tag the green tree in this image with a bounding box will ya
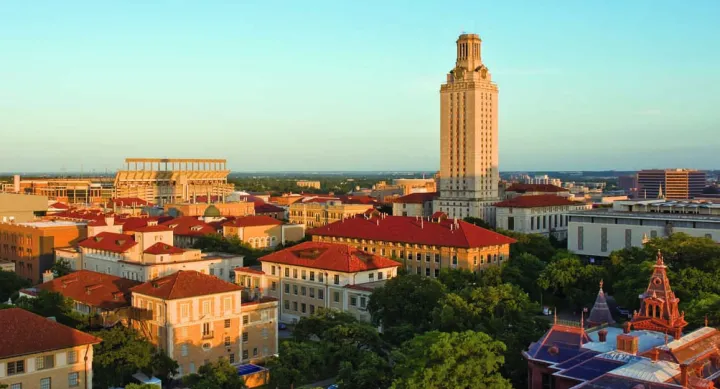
[497,230,557,261]
[390,331,511,389]
[337,350,392,389]
[293,308,357,341]
[49,259,73,277]
[125,384,159,389]
[0,269,30,302]
[463,216,493,230]
[502,252,546,301]
[267,341,327,389]
[148,351,179,384]
[538,253,605,309]
[182,358,246,389]
[91,326,159,388]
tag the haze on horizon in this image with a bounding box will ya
[1,0,719,173]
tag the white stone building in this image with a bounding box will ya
[494,195,591,239]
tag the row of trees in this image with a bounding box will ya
[192,233,310,266]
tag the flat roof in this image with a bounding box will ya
[568,209,720,222]
[15,220,86,228]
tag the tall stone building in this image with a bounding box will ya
[435,33,499,221]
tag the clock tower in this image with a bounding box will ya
[435,33,499,222]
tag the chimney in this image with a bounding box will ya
[651,348,659,362]
[680,364,689,387]
[623,321,632,334]
[42,270,54,283]
[598,329,608,343]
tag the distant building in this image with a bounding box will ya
[637,169,706,199]
[568,199,720,257]
[392,192,438,217]
[308,213,515,276]
[295,180,321,190]
[0,220,87,283]
[0,308,101,389]
[618,174,638,193]
[504,183,571,199]
[161,216,218,248]
[527,175,562,187]
[164,201,255,218]
[222,216,304,249]
[236,241,401,323]
[494,195,592,239]
[1,176,113,205]
[130,270,278,374]
[0,193,48,223]
[288,199,374,228]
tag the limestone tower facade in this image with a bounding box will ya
[434,33,499,221]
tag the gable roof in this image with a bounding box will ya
[259,241,401,273]
[133,224,172,233]
[307,215,515,248]
[0,308,101,359]
[130,270,242,300]
[49,202,70,210]
[223,215,283,228]
[506,183,568,193]
[161,216,216,236]
[494,194,580,208]
[144,242,185,255]
[79,231,137,253]
[255,202,285,214]
[393,192,438,204]
[337,195,380,205]
[34,270,140,310]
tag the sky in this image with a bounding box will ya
[1,0,719,173]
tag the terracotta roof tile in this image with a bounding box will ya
[133,224,172,233]
[338,195,380,205]
[130,270,242,300]
[308,215,515,249]
[394,192,438,204]
[223,215,283,228]
[505,183,568,193]
[49,202,70,210]
[255,203,285,214]
[110,197,151,207]
[0,308,101,359]
[144,242,185,255]
[79,232,137,253]
[494,194,580,208]
[35,270,140,310]
[259,241,401,273]
[161,217,216,236]
[234,267,265,275]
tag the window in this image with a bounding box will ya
[242,350,249,360]
[310,305,315,314]
[578,226,584,250]
[10,384,21,389]
[262,328,269,339]
[334,292,340,303]
[378,272,383,280]
[301,303,307,313]
[407,252,412,260]
[434,269,440,277]
[243,315,249,325]
[309,288,315,298]
[284,283,290,293]
[452,255,458,265]
[368,273,374,281]
[36,355,54,370]
[224,297,232,312]
[425,268,430,276]
[229,353,235,363]
[309,271,315,281]
[271,265,276,275]
[416,266,421,275]
[293,269,298,278]
[271,281,277,291]
[350,297,357,306]
[293,285,298,295]
[225,336,231,346]
[202,300,211,315]
[242,332,249,343]
[301,270,307,280]
[318,289,324,300]
[284,300,289,310]
[508,216,515,231]
[293,302,298,311]
[360,297,366,308]
[67,350,78,364]
[40,378,51,389]
[189,362,196,374]
[181,344,188,356]
[318,272,324,282]
[284,268,289,277]
[301,286,306,296]
[68,373,79,388]
[435,253,440,263]
[253,347,258,357]
[416,253,421,261]
[202,322,211,336]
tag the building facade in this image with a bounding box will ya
[0,220,87,283]
[295,180,321,190]
[0,308,101,389]
[222,216,304,250]
[435,33,499,221]
[637,169,706,199]
[114,158,234,205]
[494,195,592,239]
[392,192,437,218]
[0,193,48,223]
[568,199,720,257]
[288,200,374,228]
[308,213,515,276]
[236,241,400,323]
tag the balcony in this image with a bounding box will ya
[202,331,214,340]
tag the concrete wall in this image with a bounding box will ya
[0,344,95,389]
[0,193,48,223]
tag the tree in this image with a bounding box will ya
[125,384,159,389]
[337,350,392,389]
[0,270,30,302]
[497,230,557,261]
[182,358,246,389]
[267,341,327,388]
[49,259,73,277]
[91,326,159,388]
[148,351,179,385]
[390,331,511,389]
[463,216,493,230]
[502,253,546,301]
[538,253,605,310]
[293,308,358,341]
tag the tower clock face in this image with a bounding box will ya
[454,67,465,80]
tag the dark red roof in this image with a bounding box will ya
[49,202,70,210]
[259,241,401,273]
[234,267,265,275]
[505,183,568,193]
[255,202,285,214]
[224,215,283,228]
[130,270,242,300]
[494,194,580,208]
[0,308,101,359]
[110,197,151,207]
[338,195,380,205]
[35,270,140,310]
[144,242,185,255]
[161,217,216,236]
[394,192,438,204]
[431,211,447,220]
[308,215,515,248]
[193,195,223,203]
[133,224,172,233]
[119,217,159,232]
[79,232,137,253]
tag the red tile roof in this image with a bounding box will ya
[35,270,140,310]
[307,215,515,248]
[234,267,265,275]
[259,241,401,273]
[161,216,216,236]
[133,224,172,233]
[193,195,223,203]
[144,242,185,255]
[223,215,283,228]
[0,308,101,359]
[338,195,380,205]
[110,197,151,207]
[494,194,580,208]
[79,232,137,253]
[49,202,70,210]
[130,270,242,300]
[301,196,339,204]
[505,183,568,193]
[394,192,438,204]
[255,202,285,214]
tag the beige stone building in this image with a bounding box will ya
[235,241,400,323]
[0,308,101,389]
[289,200,374,228]
[0,193,48,223]
[222,216,305,249]
[494,195,592,239]
[308,213,515,277]
[114,158,234,205]
[164,201,255,218]
[295,180,321,190]
[129,271,278,376]
[392,192,437,217]
[435,33,500,221]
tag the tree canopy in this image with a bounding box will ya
[0,270,30,302]
[182,358,246,389]
[91,326,164,388]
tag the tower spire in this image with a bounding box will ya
[587,279,615,326]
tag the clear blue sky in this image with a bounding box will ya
[1,0,719,173]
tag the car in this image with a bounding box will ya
[278,322,287,330]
